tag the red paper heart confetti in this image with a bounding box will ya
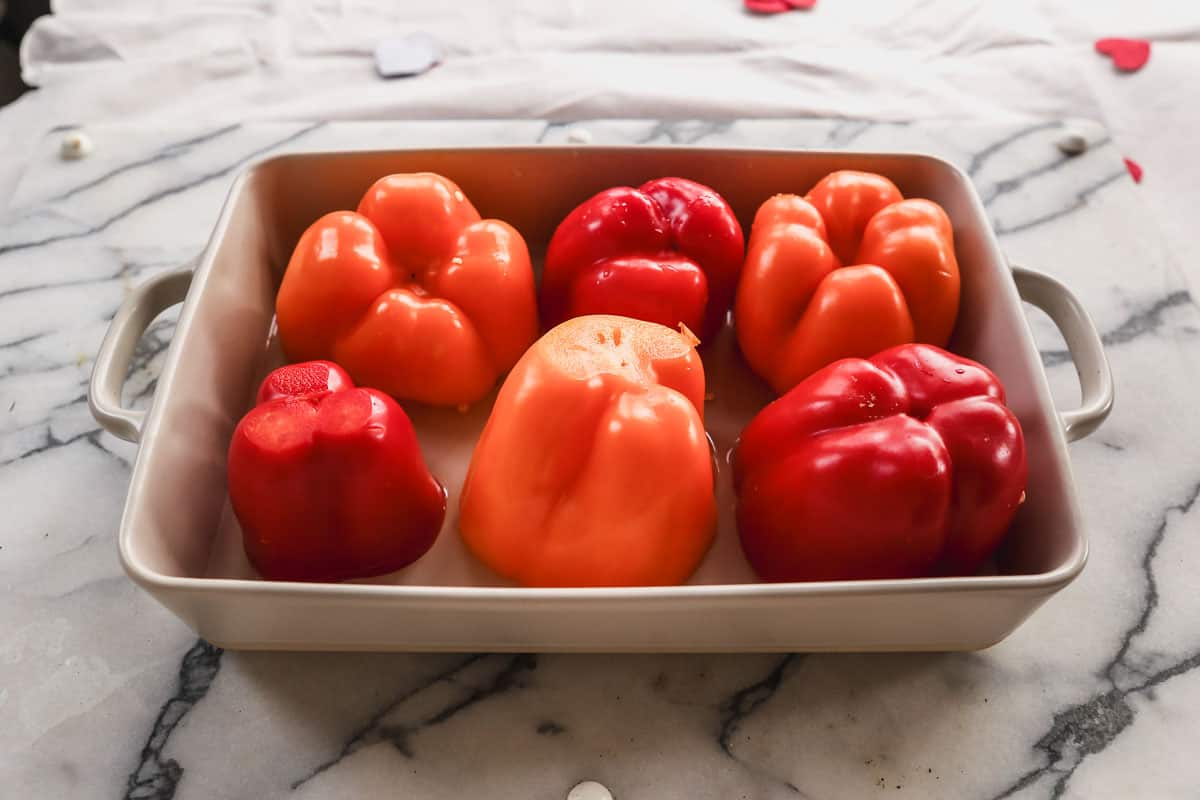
[1095,38,1151,72]
[745,0,816,14]
[1123,158,1143,183]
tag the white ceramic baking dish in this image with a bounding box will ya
[89,147,1112,652]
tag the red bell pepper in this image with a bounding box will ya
[459,315,716,587]
[275,172,538,407]
[733,344,1026,582]
[541,177,744,338]
[227,361,446,582]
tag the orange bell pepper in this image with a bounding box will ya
[459,315,716,587]
[734,170,960,393]
[275,173,538,407]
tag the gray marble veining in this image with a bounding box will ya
[1,119,1196,799]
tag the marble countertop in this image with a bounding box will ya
[2,119,1197,799]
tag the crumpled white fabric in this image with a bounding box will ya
[17,0,1119,121]
[6,0,1200,274]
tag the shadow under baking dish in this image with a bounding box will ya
[117,147,1087,651]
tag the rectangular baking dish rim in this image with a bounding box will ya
[116,145,1090,603]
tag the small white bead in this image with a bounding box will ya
[567,780,613,800]
[1056,132,1088,156]
[566,127,593,145]
[60,130,94,160]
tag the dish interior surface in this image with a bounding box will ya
[125,147,1082,593]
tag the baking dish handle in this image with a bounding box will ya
[1011,265,1113,442]
[89,267,194,443]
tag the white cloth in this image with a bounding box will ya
[6,0,1200,277]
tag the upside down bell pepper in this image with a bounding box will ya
[275,173,539,407]
[227,360,446,582]
[459,315,716,587]
[735,170,960,393]
[541,177,744,338]
[734,344,1026,582]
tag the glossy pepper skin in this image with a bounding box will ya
[275,173,538,407]
[733,344,1026,582]
[735,170,960,393]
[227,361,446,582]
[541,178,745,339]
[459,315,716,587]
